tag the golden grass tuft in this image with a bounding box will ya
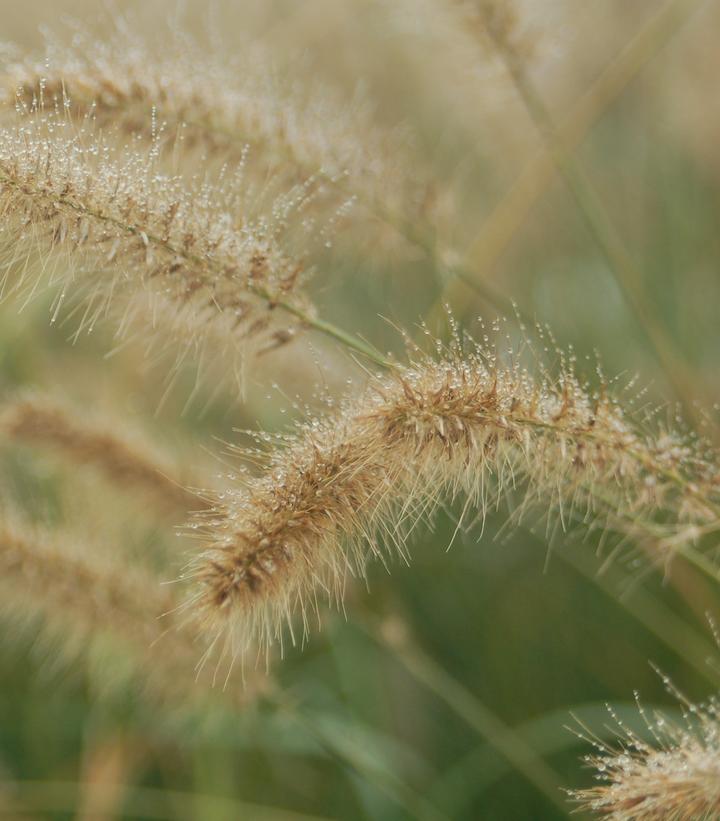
[572,688,720,819]
[0,116,312,357]
[0,392,209,516]
[187,333,720,657]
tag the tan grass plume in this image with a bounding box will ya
[187,333,720,657]
[0,117,312,358]
[0,514,265,705]
[571,686,720,819]
[0,23,430,237]
[0,392,209,516]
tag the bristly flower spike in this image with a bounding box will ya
[188,333,720,659]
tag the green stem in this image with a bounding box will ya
[360,617,571,816]
[270,298,395,369]
[267,691,450,821]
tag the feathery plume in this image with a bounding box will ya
[0,393,209,516]
[0,25,430,234]
[187,333,720,656]
[0,117,312,358]
[0,515,264,705]
[571,689,720,819]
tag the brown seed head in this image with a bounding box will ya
[188,338,720,657]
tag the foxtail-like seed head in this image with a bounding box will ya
[572,690,720,820]
[187,336,720,659]
[0,117,313,364]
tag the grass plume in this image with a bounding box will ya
[188,332,720,656]
[0,117,313,359]
[0,7,718,814]
[0,514,264,705]
[571,686,720,819]
[0,392,208,516]
[0,24,431,238]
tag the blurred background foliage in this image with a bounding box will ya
[1,1,720,819]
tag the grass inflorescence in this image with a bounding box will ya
[571,683,720,820]
[0,116,313,360]
[188,331,720,657]
[0,392,209,515]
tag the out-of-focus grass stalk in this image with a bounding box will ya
[267,691,451,821]
[359,541,716,816]
[361,615,571,816]
[367,544,718,815]
[430,0,706,334]
[560,479,720,634]
[555,546,718,685]
[475,5,710,427]
[369,0,706,327]
[272,298,394,369]
[0,781,334,821]
[75,731,143,821]
[200,117,519,321]
[674,543,720,584]
[470,0,704,274]
[428,700,687,816]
